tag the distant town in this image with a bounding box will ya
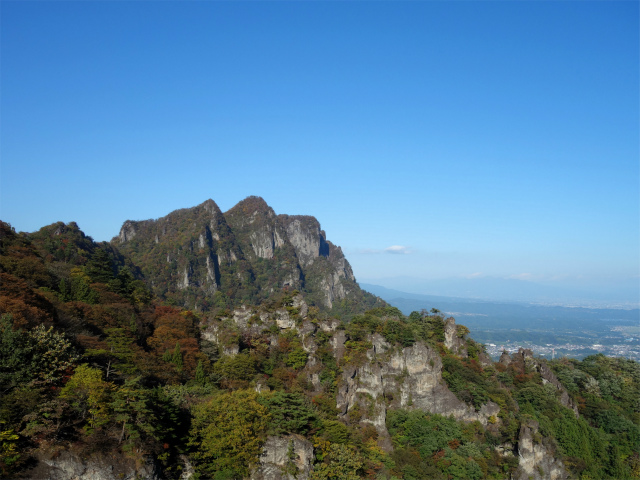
[480,321,640,362]
[484,337,640,362]
[361,284,640,364]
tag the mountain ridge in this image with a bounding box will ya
[112,196,381,314]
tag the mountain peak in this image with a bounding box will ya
[226,196,274,218]
[199,198,222,215]
[112,197,381,313]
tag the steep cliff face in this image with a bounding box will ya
[444,316,467,356]
[113,197,380,312]
[514,421,568,480]
[112,199,252,309]
[281,216,327,268]
[336,334,500,450]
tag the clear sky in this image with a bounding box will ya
[1,1,638,302]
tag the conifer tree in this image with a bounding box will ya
[195,360,205,384]
[86,248,114,284]
[172,343,183,371]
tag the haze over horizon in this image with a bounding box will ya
[2,2,638,303]
[359,277,640,309]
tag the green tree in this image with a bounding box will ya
[27,323,78,385]
[60,365,112,433]
[109,267,136,297]
[0,315,30,392]
[0,422,20,477]
[66,267,99,303]
[0,315,77,391]
[311,443,364,480]
[111,379,157,449]
[171,342,183,371]
[213,353,256,384]
[195,360,206,385]
[86,247,114,284]
[188,389,270,478]
[285,347,308,370]
[259,391,317,436]
[104,327,137,378]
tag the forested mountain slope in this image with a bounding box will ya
[0,208,638,480]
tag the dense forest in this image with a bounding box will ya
[1,200,639,480]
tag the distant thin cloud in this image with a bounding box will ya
[508,273,533,280]
[384,245,412,255]
[464,272,484,278]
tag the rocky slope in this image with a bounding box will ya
[3,213,633,480]
[112,197,381,313]
[200,297,570,479]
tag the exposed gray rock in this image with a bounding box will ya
[508,349,579,417]
[178,454,195,480]
[320,319,340,332]
[337,335,500,451]
[233,305,254,329]
[443,317,468,356]
[207,299,314,360]
[478,350,494,367]
[113,199,248,309]
[298,320,316,339]
[118,220,138,243]
[205,255,219,293]
[330,330,347,363]
[315,242,357,309]
[245,209,287,261]
[538,361,580,417]
[178,265,190,290]
[319,275,345,309]
[28,450,161,480]
[275,308,297,330]
[514,420,568,480]
[283,217,324,268]
[292,294,309,319]
[114,197,375,313]
[499,350,512,365]
[222,344,240,356]
[251,435,314,480]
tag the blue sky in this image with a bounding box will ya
[1,1,638,302]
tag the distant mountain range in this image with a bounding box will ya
[359,275,640,308]
[361,283,640,361]
[359,283,640,330]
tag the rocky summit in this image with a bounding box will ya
[113,196,381,314]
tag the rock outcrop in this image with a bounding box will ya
[444,316,467,356]
[507,348,579,416]
[27,450,161,480]
[251,435,314,480]
[514,420,568,480]
[113,196,380,312]
[337,334,500,450]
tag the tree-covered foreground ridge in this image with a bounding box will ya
[0,198,638,480]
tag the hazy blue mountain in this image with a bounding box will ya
[360,282,640,361]
[360,283,639,329]
[360,275,640,308]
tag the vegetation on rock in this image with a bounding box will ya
[0,204,638,479]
